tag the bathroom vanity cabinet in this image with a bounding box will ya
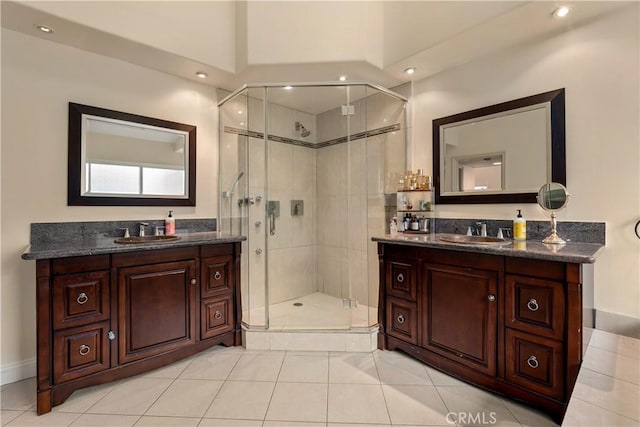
[377,241,594,423]
[32,242,241,414]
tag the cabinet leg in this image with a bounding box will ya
[37,389,52,415]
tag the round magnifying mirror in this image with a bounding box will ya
[537,183,569,244]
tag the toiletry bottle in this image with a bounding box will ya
[165,210,176,235]
[390,217,398,236]
[514,209,526,241]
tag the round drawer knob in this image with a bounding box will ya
[527,355,539,369]
[214,271,222,280]
[190,279,197,285]
[214,311,223,320]
[79,345,91,356]
[396,273,405,283]
[527,298,540,312]
[76,293,89,305]
[396,314,406,324]
[487,294,496,302]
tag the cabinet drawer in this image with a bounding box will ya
[506,275,564,339]
[201,256,234,298]
[201,295,234,340]
[53,321,110,384]
[385,259,417,301]
[505,329,564,400]
[386,297,418,345]
[52,271,110,330]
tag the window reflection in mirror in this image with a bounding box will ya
[433,88,565,204]
[68,103,196,206]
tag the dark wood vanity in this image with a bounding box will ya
[377,238,600,424]
[28,240,242,414]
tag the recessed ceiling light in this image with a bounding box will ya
[554,6,570,18]
[237,110,243,114]
[284,85,293,90]
[36,25,54,34]
[195,71,208,79]
[492,162,502,166]
[338,75,347,82]
[404,67,416,75]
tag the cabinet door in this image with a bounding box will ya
[422,263,498,376]
[52,271,110,329]
[118,260,196,364]
[201,255,234,298]
[201,294,234,340]
[506,274,564,340]
[53,321,110,383]
[385,259,417,302]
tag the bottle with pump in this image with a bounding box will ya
[165,210,176,235]
[514,209,526,241]
[390,217,398,236]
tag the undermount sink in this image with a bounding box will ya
[438,234,510,246]
[114,235,181,244]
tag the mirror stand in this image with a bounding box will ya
[542,211,565,245]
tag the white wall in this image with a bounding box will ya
[1,29,219,382]
[410,5,640,322]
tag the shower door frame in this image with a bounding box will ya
[218,82,409,332]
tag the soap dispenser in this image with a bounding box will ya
[165,210,176,235]
[514,209,526,241]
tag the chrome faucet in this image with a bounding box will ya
[139,222,149,237]
[472,222,487,237]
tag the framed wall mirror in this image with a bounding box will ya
[433,89,565,204]
[68,103,196,206]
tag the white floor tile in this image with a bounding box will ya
[1,410,23,426]
[228,353,284,381]
[562,397,639,426]
[134,416,199,426]
[278,354,329,383]
[327,384,390,424]
[588,329,640,359]
[436,385,520,426]
[199,419,262,426]
[86,378,172,416]
[382,384,449,425]
[70,413,139,426]
[0,378,36,411]
[53,383,117,414]
[501,399,558,427]
[374,351,433,385]
[5,410,81,426]
[572,368,640,421]
[329,353,380,384]
[142,359,192,379]
[327,424,391,427]
[582,346,640,385]
[145,379,222,417]
[264,422,325,427]
[204,381,275,420]
[424,366,469,387]
[265,382,328,422]
[179,349,241,380]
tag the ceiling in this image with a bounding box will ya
[1,1,629,111]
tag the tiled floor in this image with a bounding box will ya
[1,328,638,426]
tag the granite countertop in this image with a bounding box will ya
[372,233,604,264]
[22,232,246,260]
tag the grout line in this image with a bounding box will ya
[200,347,244,420]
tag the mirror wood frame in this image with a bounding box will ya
[68,103,196,206]
[433,88,565,204]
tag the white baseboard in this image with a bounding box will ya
[0,358,36,386]
[595,310,640,339]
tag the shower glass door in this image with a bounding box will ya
[265,84,353,330]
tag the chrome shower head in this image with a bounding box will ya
[295,121,311,138]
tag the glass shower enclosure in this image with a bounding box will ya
[218,82,407,335]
